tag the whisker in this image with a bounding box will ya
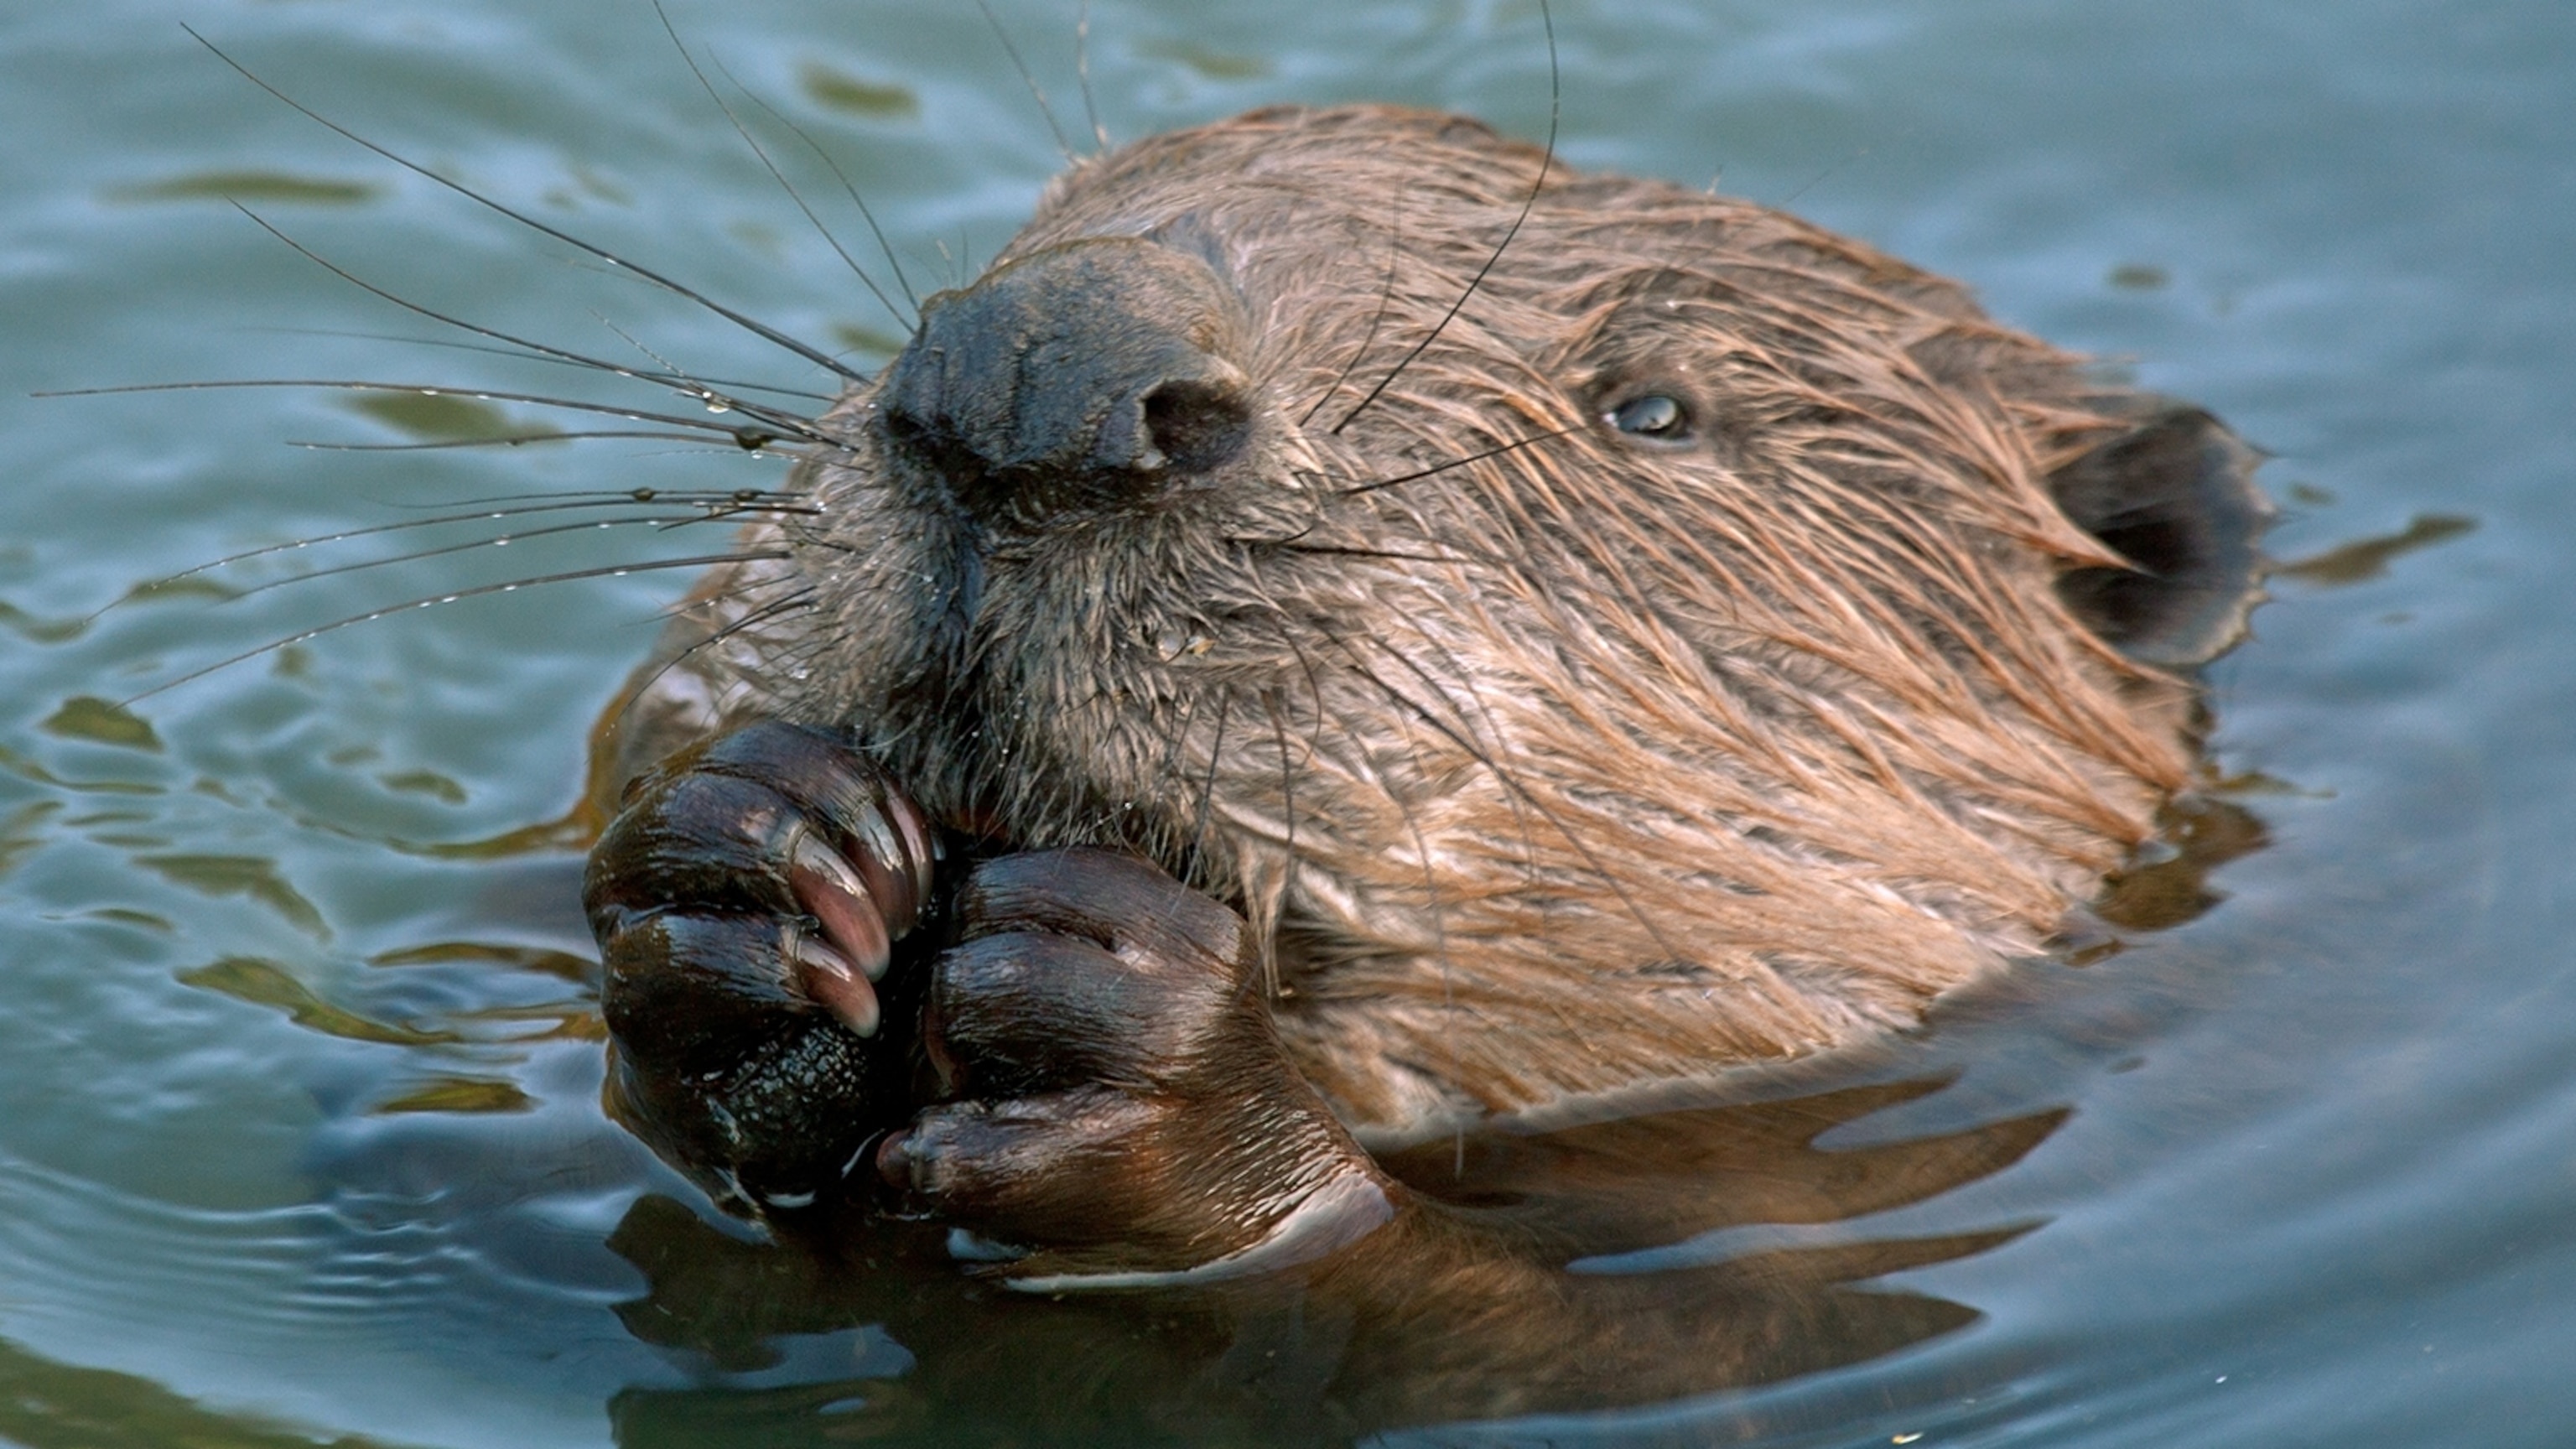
[1075,0,1109,153]
[1336,425,1576,498]
[610,584,822,734]
[1265,689,1297,953]
[1213,469,1334,549]
[40,378,823,449]
[1299,188,1405,429]
[1264,651,1334,1005]
[223,204,834,444]
[648,5,913,334]
[1190,689,1233,884]
[1329,0,1558,435]
[122,550,791,704]
[78,491,801,623]
[725,62,922,320]
[283,429,734,452]
[183,27,865,382]
[1266,543,1482,567]
[973,0,1075,164]
[1150,685,1207,858]
[244,327,836,402]
[586,314,719,392]
[647,496,813,532]
[222,512,814,602]
[647,564,812,626]
[380,486,803,510]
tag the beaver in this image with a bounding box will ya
[582,104,2267,1290]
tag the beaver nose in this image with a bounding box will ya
[880,237,1255,525]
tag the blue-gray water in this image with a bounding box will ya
[2,0,2570,1444]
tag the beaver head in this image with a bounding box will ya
[642,105,2266,1135]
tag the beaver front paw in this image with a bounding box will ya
[585,721,937,1218]
[880,849,1392,1288]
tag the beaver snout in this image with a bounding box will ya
[880,236,1258,527]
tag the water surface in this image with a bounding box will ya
[3,0,2571,1444]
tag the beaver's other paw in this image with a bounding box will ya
[585,721,937,1218]
[880,849,1392,1288]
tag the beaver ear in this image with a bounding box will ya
[2049,405,2274,669]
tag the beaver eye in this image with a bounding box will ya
[1606,392,1692,442]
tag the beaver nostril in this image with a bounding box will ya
[877,237,1256,525]
[1140,380,1252,475]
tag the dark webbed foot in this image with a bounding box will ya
[585,721,936,1218]
[885,849,1390,1288]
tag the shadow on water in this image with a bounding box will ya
[599,1078,2062,1446]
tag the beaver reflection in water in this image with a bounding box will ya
[585,106,2266,1298]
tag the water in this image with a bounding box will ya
[2,0,2570,1443]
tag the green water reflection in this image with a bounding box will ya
[0,1337,422,1449]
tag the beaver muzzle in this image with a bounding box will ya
[880,237,1257,530]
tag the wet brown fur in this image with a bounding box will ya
[621,105,2205,1140]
